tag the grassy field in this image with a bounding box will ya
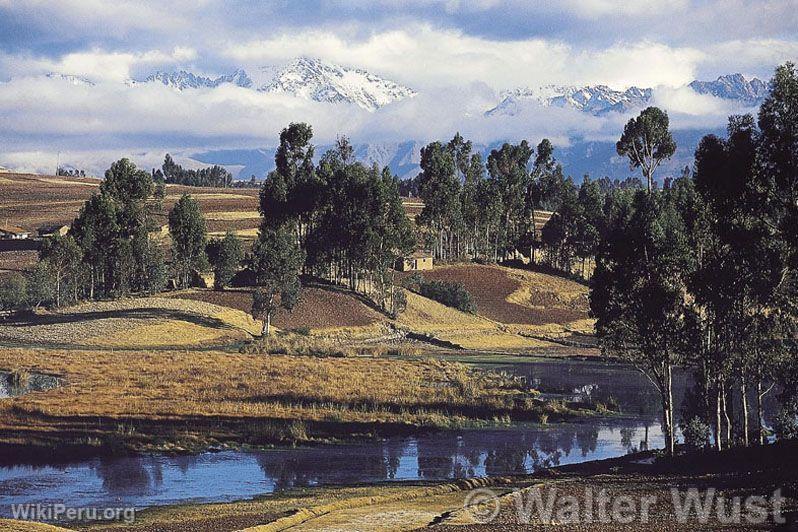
[169,286,384,333]
[397,263,596,351]
[0,347,592,454]
[0,297,259,349]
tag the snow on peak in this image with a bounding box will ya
[486,84,653,117]
[688,73,768,105]
[257,57,416,111]
[45,72,95,86]
[138,69,253,90]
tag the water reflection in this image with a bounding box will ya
[2,358,772,520]
[0,371,60,398]
[0,419,661,517]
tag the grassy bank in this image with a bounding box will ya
[0,347,601,455]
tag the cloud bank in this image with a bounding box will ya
[0,1,794,175]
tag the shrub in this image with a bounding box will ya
[774,407,798,441]
[681,416,711,450]
[0,273,28,311]
[401,274,477,314]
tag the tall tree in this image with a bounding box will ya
[250,225,304,336]
[590,191,692,455]
[487,141,533,259]
[207,232,243,290]
[617,107,677,193]
[417,140,461,260]
[39,234,82,307]
[168,194,208,288]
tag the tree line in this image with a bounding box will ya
[154,154,234,188]
[250,125,415,332]
[589,63,798,454]
[0,158,242,311]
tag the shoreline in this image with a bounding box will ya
[5,440,795,531]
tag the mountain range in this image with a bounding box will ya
[118,57,414,111]
[43,57,768,117]
[37,57,770,182]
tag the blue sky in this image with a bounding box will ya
[0,0,796,173]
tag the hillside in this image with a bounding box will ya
[0,172,593,354]
[0,172,261,275]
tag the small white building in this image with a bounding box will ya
[0,224,30,240]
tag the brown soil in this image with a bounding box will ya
[410,264,589,325]
[0,173,259,233]
[172,286,383,330]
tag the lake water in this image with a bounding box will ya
[0,358,770,519]
[0,371,60,399]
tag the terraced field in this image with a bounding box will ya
[0,297,258,349]
[413,263,589,326]
[170,286,384,332]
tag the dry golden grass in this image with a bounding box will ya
[36,177,100,187]
[205,210,261,221]
[87,320,237,347]
[80,484,438,531]
[397,292,553,350]
[0,521,68,531]
[0,348,559,451]
[0,296,259,348]
[208,228,260,239]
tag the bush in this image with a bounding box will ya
[0,273,28,311]
[681,416,711,450]
[774,407,798,440]
[401,274,477,314]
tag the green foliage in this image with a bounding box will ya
[207,232,244,290]
[39,234,83,307]
[100,158,153,203]
[162,154,233,187]
[69,158,164,299]
[401,273,477,314]
[0,273,28,311]
[168,194,209,289]
[250,224,304,335]
[26,261,56,309]
[616,106,676,192]
[682,417,712,450]
[774,406,798,441]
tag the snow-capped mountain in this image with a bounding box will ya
[688,73,768,105]
[257,57,416,111]
[138,69,253,90]
[45,72,95,86]
[487,85,653,117]
[487,74,766,117]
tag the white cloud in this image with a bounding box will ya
[225,25,703,91]
[1,47,199,82]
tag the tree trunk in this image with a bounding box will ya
[262,313,271,336]
[721,380,732,446]
[716,385,723,451]
[741,378,749,447]
[666,363,675,455]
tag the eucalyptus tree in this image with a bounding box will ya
[616,107,676,193]
[752,63,798,430]
[590,191,693,455]
[487,141,533,260]
[250,225,304,336]
[417,141,461,260]
[260,123,320,250]
[207,231,243,290]
[168,194,209,289]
